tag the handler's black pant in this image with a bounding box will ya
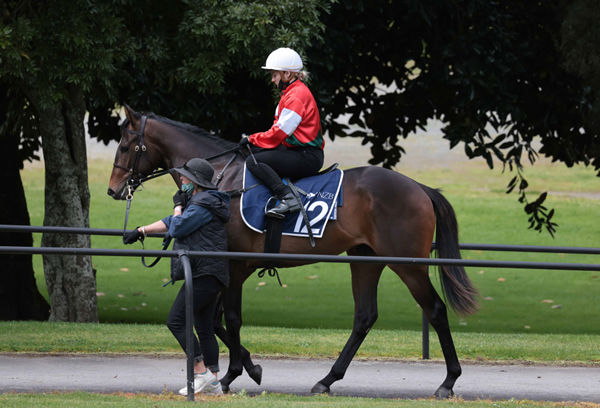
[245,145,324,197]
[166,275,222,373]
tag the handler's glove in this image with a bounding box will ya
[123,228,144,245]
[172,190,188,208]
[239,135,250,147]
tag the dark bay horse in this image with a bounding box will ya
[107,105,478,398]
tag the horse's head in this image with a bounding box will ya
[107,105,161,200]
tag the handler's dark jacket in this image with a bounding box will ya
[169,191,230,287]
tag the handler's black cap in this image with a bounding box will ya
[173,158,217,190]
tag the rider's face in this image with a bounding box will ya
[270,70,292,86]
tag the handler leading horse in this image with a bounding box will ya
[108,105,478,398]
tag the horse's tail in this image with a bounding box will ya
[419,183,479,316]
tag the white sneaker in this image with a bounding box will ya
[201,380,224,396]
[178,371,215,396]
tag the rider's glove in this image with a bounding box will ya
[123,227,144,245]
[239,135,250,147]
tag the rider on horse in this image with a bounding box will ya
[241,47,324,219]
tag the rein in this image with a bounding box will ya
[136,143,244,186]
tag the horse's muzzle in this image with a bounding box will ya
[107,187,125,200]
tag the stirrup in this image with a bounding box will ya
[265,208,286,219]
[266,195,301,219]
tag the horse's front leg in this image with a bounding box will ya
[219,262,252,392]
[312,259,383,393]
[213,294,262,387]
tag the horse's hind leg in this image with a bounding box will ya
[312,246,383,394]
[390,264,461,398]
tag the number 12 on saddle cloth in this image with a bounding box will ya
[240,166,343,239]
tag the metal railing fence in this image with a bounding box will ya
[3,224,600,255]
[2,224,599,400]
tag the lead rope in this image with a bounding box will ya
[141,234,173,268]
[122,184,134,233]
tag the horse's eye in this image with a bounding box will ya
[120,146,129,153]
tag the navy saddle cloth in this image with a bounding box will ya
[240,165,344,239]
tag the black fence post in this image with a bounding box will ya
[179,252,195,402]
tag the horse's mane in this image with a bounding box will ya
[145,112,238,150]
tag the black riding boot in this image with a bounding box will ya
[245,160,302,219]
[266,186,302,219]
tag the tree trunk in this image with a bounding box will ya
[0,101,50,321]
[32,86,98,322]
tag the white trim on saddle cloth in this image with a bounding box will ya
[240,164,344,238]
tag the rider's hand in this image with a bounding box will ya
[239,135,250,147]
[172,190,187,208]
[123,228,143,245]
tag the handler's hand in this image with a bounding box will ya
[123,228,143,245]
[172,190,187,208]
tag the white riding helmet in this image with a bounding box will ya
[261,47,303,72]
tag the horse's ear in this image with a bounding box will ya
[123,104,140,124]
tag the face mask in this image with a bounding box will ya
[181,183,194,193]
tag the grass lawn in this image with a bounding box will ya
[1,321,599,363]
[1,391,594,408]
[18,157,600,335]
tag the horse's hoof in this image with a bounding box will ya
[311,382,330,394]
[247,364,262,385]
[220,382,230,394]
[219,371,236,389]
[434,386,454,399]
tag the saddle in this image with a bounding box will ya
[240,163,343,240]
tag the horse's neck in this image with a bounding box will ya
[152,122,224,169]
[151,120,243,188]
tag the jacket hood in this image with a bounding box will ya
[190,190,230,223]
